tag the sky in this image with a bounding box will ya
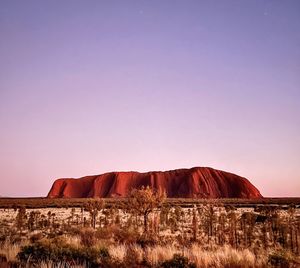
[0,0,299,197]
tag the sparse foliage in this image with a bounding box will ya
[125,186,166,233]
[0,196,299,267]
[84,199,105,228]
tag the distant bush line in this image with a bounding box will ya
[0,197,299,209]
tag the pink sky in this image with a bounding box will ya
[0,1,299,197]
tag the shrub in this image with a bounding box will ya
[29,233,43,243]
[136,233,157,248]
[160,254,196,268]
[17,239,111,267]
[124,245,144,266]
[268,249,294,267]
[95,225,118,240]
[113,226,140,244]
[99,247,110,259]
[17,243,49,264]
[0,254,7,263]
[79,227,96,247]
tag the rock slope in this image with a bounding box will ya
[47,167,262,198]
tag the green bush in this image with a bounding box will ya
[160,254,196,268]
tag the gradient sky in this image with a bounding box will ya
[0,0,299,197]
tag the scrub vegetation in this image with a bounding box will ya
[0,188,299,267]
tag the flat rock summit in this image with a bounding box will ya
[47,167,262,199]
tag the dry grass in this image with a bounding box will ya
[39,261,85,268]
[109,243,260,267]
[0,240,22,262]
[144,244,260,268]
[0,194,299,267]
[108,244,127,261]
[184,245,257,268]
[128,244,144,263]
[0,239,275,268]
[145,245,180,265]
[61,234,81,248]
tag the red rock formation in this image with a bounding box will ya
[47,167,262,198]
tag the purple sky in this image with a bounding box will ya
[0,1,299,197]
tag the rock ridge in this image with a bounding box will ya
[47,167,262,199]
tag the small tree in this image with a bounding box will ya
[126,186,166,233]
[203,203,217,244]
[16,206,27,233]
[192,208,198,241]
[85,199,105,229]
